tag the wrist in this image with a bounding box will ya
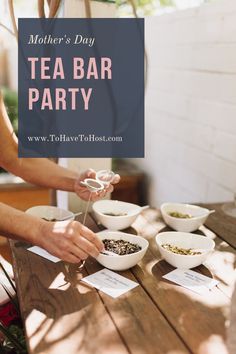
[31,218,49,248]
[65,175,78,192]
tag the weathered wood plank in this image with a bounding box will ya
[85,256,190,354]
[203,203,236,249]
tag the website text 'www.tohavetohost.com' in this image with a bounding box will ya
[27,134,123,143]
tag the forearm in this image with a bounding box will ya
[13,158,78,192]
[0,202,44,246]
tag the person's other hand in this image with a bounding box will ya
[74,168,120,201]
[40,219,104,263]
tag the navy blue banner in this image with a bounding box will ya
[18,18,144,157]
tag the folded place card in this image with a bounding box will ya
[81,269,139,298]
[27,246,61,263]
[163,269,219,295]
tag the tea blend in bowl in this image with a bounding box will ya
[103,212,128,217]
[161,243,202,256]
[42,217,57,222]
[168,211,192,219]
[102,239,141,255]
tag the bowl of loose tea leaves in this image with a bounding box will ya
[160,203,214,232]
[96,230,149,271]
[156,231,215,269]
[93,200,143,231]
[26,205,75,222]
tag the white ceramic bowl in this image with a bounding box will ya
[92,200,142,230]
[96,230,149,271]
[26,205,74,222]
[156,231,215,269]
[161,203,213,232]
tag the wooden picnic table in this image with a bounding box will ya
[10,204,236,354]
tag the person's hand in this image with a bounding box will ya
[39,219,104,263]
[74,169,120,201]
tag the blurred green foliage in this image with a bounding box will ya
[0,324,27,354]
[159,0,174,5]
[116,0,175,16]
[2,87,18,134]
[0,88,18,173]
[115,0,174,6]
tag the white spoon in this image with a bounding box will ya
[126,205,150,216]
[44,212,82,222]
[60,212,83,221]
[140,205,150,211]
[100,250,120,257]
[208,210,215,215]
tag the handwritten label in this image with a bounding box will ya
[163,269,219,295]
